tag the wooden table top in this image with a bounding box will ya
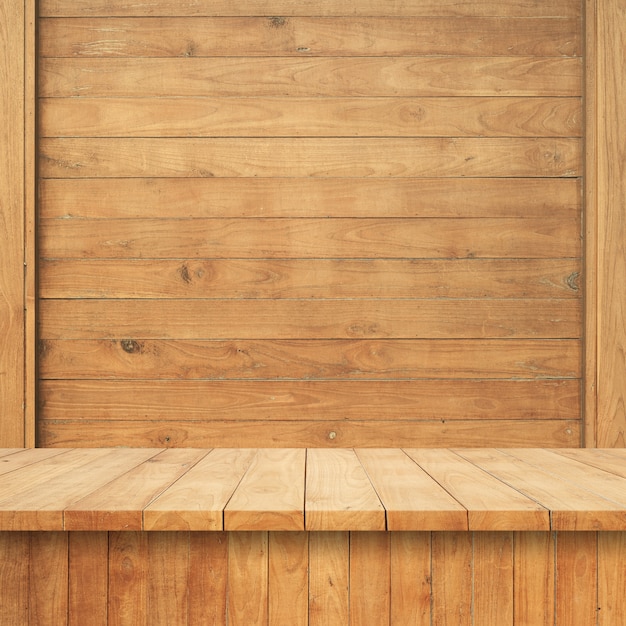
[0,447,625,532]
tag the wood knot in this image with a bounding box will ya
[120,339,142,354]
[268,16,287,28]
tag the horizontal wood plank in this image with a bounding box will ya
[38,259,583,300]
[39,96,582,138]
[224,449,305,531]
[36,420,581,448]
[39,217,582,259]
[39,17,581,58]
[39,0,582,18]
[38,338,582,380]
[39,178,581,219]
[39,299,582,339]
[39,57,582,98]
[38,379,580,421]
[305,448,385,530]
[39,137,581,179]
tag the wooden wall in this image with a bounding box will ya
[2,529,624,625]
[37,0,583,447]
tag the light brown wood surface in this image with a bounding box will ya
[40,96,581,138]
[39,57,582,98]
[306,449,385,530]
[38,420,581,449]
[0,0,26,447]
[144,448,255,530]
[40,17,580,58]
[2,448,625,532]
[595,0,626,447]
[40,0,581,18]
[407,449,549,530]
[39,177,580,219]
[4,527,625,625]
[224,449,305,530]
[36,1,584,449]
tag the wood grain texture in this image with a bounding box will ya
[228,532,269,626]
[0,532,29,625]
[39,137,582,178]
[39,299,581,339]
[268,532,309,626]
[514,532,556,626]
[309,532,350,626]
[188,532,228,625]
[108,532,148,626]
[39,177,581,219]
[350,532,391,625]
[556,532,598,626]
[356,448,467,530]
[598,532,626,625]
[35,2,584,449]
[431,532,472,626]
[225,448,305,530]
[40,95,582,138]
[37,419,581,449]
[2,528,621,625]
[473,532,514,625]
[305,448,385,530]
[596,0,626,447]
[148,532,189,625]
[38,339,581,380]
[29,532,69,626]
[39,57,582,98]
[69,532,108,626]
[144,448,255,531]
[38,0,582,18]
[40,17,581,58]
[390,532,431,625]
[39,259,583,300]
[38,379,580,422]
[64,448,206,530]
[0,0,25,447]
[39,217,582,259]
[407,449,549,531]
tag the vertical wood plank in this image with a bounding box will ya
[24,0,37,449]
[556,531,598,626]
[390,532,431,626]
[189,532,228,626]
[598,532,626,625]
[431,532,472,626]
[108,531,148,626]
[148,532,189,625]
[0,532,29,625]
[228,532,269,626]
[473,532,513,626]
[309,532,349,626]
[0,0,25,447]
[350,532,390,626]
[29,532,69,625]
[269,532,309,626]
[596,0,626,446]
[584,0,598,448]
[69,532,108,626]
[514,532,555,626]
